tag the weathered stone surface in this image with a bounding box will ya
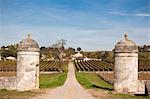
[145,80,150,95]
[18,35,39,52]
[16,35,40,91]
[135,80,145,94]
[17,51,39,91]
[0,35,40,91]
[114,34,145,94]
[114,34,138,53]
[0,77,16,90]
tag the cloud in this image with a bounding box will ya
[0,0,149,51]
[0,24,149,51]
[120,13,150,17]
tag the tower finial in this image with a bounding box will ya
[124,33,128,40]
[27,34,31,38]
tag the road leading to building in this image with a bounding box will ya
[33,62,95,99]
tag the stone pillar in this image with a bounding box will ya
[114,34,145,94]
[0,54,1,61]
[16,35,39,91]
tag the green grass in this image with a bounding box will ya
[40,72,67,88]
[0,73,67,99]
[76,72,150,99]
[76,72,113,89]
[62,63,68,72]
[39,63,68,88]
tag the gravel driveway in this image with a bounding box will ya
[33,62,95,99]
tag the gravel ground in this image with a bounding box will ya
[32,62,95,99]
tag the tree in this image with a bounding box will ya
[52,39,66,60]
[40,46,46,50]
[1,44,17,58]
[51,39,67,72]
[65,47,75,59]
[1,50,17,58]
[77,47,81,52]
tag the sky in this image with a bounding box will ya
[0,0,150,51]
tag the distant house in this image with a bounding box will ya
[147,45,150,52]
[6,56,16,61]
[41,55,46,60]
[139,44,150,52]
[4,48,9,50]
[74,52,83,58]
[143,45,150,52]
[46,57,55,61]
[72,52,84,60]
[83,57,91,60]
[83,57,102,61]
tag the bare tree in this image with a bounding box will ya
[52,39,66,59]
[51,39,66,72]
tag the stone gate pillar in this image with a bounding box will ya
[17,34,40,91]
[114,34,145,94]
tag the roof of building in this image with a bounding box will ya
[18,34,39,51]
[115,34,138,53]
[73,52,83,58]
[6,56,16,60]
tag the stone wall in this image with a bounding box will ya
[0,77,16,90]
[99,71,145,94]
[145,81,150,95]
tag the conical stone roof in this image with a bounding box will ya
[115,34,138,53]
[18,34,39,52]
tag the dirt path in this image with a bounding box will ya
[32,62,95,99]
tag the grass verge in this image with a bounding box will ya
[76,72,150,99]
[76,72,113,90]
[40,72,67,88]
[0,72,67,99]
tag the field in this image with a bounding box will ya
[74,60,113,71]
[0,61,68,99]
[0,54,150,99]
[0,61,16,72]
[74,59,150,72]
[76,72,150,99]
[0,53,149,73]
[0,60,68,77]
[0,59,149,82]
[97,72,150,85]
[73,58,150,82]
[40,60,67,72]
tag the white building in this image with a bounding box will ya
[6,56,16,61]
[72,52,83,60]
[74,52,83,58]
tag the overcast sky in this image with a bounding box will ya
[0,0,150,51]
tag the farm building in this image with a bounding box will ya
[6,56,16,61]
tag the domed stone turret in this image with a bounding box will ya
[114,34,145,94]
[115,34,138,53]
[17,34,40,91]
[18,34,39,52]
